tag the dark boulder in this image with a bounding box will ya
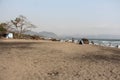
[82,38,89,44]
[79,40,83,45]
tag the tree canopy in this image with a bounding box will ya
[0,23,7,32]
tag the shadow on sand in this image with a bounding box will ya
[0,42,38,47]
[0,42,40,53]
[72,48,120,64]
[81,53,120,63]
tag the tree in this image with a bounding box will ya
[0,23,7,32]
[0,22,12,32]
[0,23,8,38]
[11,15,36,38]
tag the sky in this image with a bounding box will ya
[0,0,120,36]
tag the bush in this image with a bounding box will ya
[0,24,7,38]
[30,35,40,40]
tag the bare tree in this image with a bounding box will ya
[11,15,36,38]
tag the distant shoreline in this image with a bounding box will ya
[89,38,120,41]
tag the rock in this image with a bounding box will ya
[79,40,83,45]
[82,38,89,44]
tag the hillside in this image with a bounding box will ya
[24,31,58,38]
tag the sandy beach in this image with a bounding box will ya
[0,39,120,80]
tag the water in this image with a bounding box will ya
[60,37,120,48]
[89,39,120,48]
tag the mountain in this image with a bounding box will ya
[24,31,58,38]
[86,34,120,40]
[24,31,120,40]
[38,31,58,38]
[24,31,38,35]
[59,34,120,40]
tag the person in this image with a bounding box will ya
[91,41,94,44]
[72,38,74,43]
[116,45,120,48]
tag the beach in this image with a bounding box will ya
[0,39,120,80]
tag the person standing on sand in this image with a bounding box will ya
[72,38,74,43]
[91,41,94,45]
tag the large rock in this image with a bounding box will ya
[82,38,89,44]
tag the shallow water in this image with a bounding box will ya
[89,39,120,48]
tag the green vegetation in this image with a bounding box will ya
[0,23,7,32]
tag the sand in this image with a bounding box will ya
[0,39,120,80]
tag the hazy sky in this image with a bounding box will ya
[0,0,120,36]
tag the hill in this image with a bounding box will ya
[24,31,58,38]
